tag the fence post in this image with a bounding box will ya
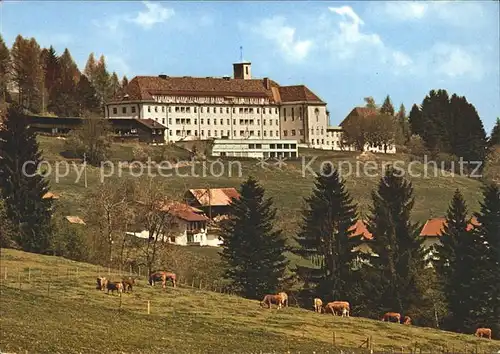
[332,331,336,346]
[147,300,150,314]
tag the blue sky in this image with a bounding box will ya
[1,1,499,132]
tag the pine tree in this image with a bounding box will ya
[434,189,478,332]
[489,118,500,147]
[10,36,44,112]
[420,89,451,153]
[396,103,410,145]
[364,96,377,109]
[109,72,120,99]
[473,184,500,337]
[220,176,288,299]
[380,95,395,116]
[408,104,423,137]
[0,104,53,253]
[93,55,111,110]
[40,46,61,114]
[367,166,427,317]
[84,53,97,83]
[0,35,10,102]
[295,163,359,302]
[50,49,80,116]
[76,75,100,115]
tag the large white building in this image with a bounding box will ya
[105,61,395,154]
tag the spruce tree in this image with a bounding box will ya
[408,104,423,137]
[367,166,426,317]
[380,95,395,116]
[109,72,120,99]
[396,103,410,144]
[94,55,111,110]
[76,75,100,115]
[0,35,10,102]
[434,189,478,332]
[84,53,97,83]
[489,118,500,147]
[295,163,359,302]
[220,176,288,299]
[0,105,53,253]
[473,184,500,337]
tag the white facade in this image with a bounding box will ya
[211,139,298,159]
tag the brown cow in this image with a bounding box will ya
[403,316,412,325]
[381,312,401,323]
[122,277,135,292]
[313,298,323,313]
[260,294,284,309]
[149,271,176,288]
[475,328,492,339]
[106,281,123,295]
[96,277,107,291]
[278,292,288,307]
[325,301,350,317]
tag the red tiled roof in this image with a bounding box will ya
[43,192,60,200]
[161,201,209,222]
[65,216,85,225]
[420,217,480,237]
[277,85,324,103]
[340,107,378,126]
[188,188,240,207]
[115,76,324,104]
[348,220,373,240]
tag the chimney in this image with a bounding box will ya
[263,77,270,90]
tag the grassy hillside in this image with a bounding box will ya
[1,249,498,354]
[37,136,486,240]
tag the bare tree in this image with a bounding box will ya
[85,178,135,267]
[134,178,184,276]
[366,114,397,152]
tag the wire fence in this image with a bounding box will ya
[0,265,493,354]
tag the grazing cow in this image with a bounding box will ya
[313,298,323,313]
[475,328,492,339]
[96,277,107,291]
[260,294,284,309]
[278,292,288,307]
[122,277,135,292]
[403,316,412,325]
[325,301,350,317]
[381,312,401,323]
[106,281,123,295]
[149,271,176,288]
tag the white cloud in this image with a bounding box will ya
[428,44,484,80]
[129,1,174,29]
[378,1,487,26]
[251,16,313,62]
[106,55,132,77]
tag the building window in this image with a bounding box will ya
[175,107,179,113]
[169,118,172,125]
[276,120,278,126]
[292,129,296,136]
[245,66,249,75]
[195,130,198,136]
[264,131,267,137]
[227,119,230,125]
[257,108,260,114]
[311,128,314,135]
[161,106,165,113]
[201,118,204,124]
[220,119,223,125]
[227,130,230,136]
[214,130,218,136]
[186,107,191,113]
[220,107,223,113]
[270,131,273,137]
[233,119,236,125]
[233,108,235,113]
[283,130,288,137]
[201,130,204,136]
[240,130,244,136]
[299,129,304,135]
[122,107,127,114]
[208,119,210,125]
[194,107,197,113]
[292,108,295,121]
[201,107,204,113]
[176,130,180,136]
[194,119,198,125]
[257,119,260,125]
[226,107,230,114]
[131,106,136,114]
[148,106,151,113]
[208,130,211,137]
[154,106,158,113]
[162,118,165,124]
[239,108,243,114]
[233,130,236,136]
[321,139,324,145]
[169,130,172,136]
[168,107,171,113]
[275,108,278,114]
[113,107,117,114]
[276,130,279,137]
[258,131,261,136]
[283,108,286,117]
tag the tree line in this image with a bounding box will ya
[0,34,126,116]
[342,93,498,176]
[221,163,499,337]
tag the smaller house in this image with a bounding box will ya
[349,220,378,257]
[43,192,60,200]
[128,202,222,247]
[420,216,480,266]
[184,188,240,219]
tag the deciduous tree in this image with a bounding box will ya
[0,35,10,102]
